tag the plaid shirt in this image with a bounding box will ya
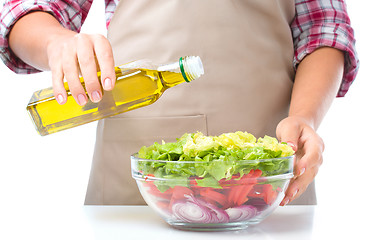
[0,0,359,97]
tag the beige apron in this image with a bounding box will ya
[85,0,316,205]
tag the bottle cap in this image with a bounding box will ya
[180,56,204,82]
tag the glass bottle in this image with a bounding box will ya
[27,56,204,136]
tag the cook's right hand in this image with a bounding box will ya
[47,33,116,105]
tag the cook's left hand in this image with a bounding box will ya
[276,116,324,206]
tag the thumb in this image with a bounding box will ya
[276,119,301,152]
[276,118,306,177]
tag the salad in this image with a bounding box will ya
[135,131,294,224]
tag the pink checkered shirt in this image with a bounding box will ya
[0,0,359,97]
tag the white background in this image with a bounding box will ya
[0,1,364,239]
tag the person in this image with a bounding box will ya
[0,0,359,206]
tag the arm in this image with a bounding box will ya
[9,11,75,72]
[0,0,91,74]
[291,0,359,97]
[277,47,344,205]
[278,0,359,205]
[0,0,116,105]
[288,47,344,130]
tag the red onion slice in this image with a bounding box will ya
[171,200,217,223]
[197,200,229,223]
[171,194,231,223]
[225,205,257,222]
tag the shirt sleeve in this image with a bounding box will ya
[292,0,359,97]
[0,0,93,74]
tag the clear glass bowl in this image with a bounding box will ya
[131,153,294,231]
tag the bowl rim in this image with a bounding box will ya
[133,172,294,181]
[131,152,294,164]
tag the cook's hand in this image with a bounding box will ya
[47,33,116,105]
[276,116,324,206]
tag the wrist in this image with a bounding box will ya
[287,114,316,130]
[9,11,77,71]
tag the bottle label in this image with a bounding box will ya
[179,57,190,83]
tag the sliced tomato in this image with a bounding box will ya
[226,169,264,207]
[168,186,195,210]
[170,186,194,200]
[199,188,228,207]
[248,184,278,205]
[226,170,252,206]
[219,173,241,186]
[147,184,173,200]
[262,184,278,205]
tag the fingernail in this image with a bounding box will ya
[282,198,290,206]
[78,94,87,105]
[287,142,297,151]
[103,78,112,90]
[299,168,306,176]
[92,91,101,102]
[56,94,65,104]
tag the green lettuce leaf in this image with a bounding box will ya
[137,131,294,192]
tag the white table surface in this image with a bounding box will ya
[3,204,359,240]
[81,205,364,240]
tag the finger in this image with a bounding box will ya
[280,178,298,206]
[295,133,324,177]
[276,119,300,152]
[62,41,88,106]
[280,132,324,206]
[280,165,319,206]
[51,64,67,105]
[76,34,102,103]
[92,34,116,91]
[280,178,301,206]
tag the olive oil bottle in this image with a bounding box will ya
[27,56,204,136]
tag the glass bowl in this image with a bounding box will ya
[131,153,294,231]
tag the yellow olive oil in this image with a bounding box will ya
[27,56,204,136]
